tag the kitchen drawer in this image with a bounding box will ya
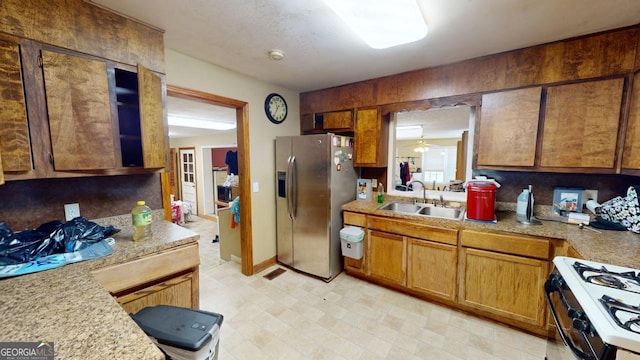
[344,211,366,227]
[460,230,550,259]
[367,215,457,245]
[92,243,199,293]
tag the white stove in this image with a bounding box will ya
[552,256,640,357]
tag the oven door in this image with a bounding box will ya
[545,271,615,360]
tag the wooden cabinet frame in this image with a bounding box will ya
[92,243,200,312]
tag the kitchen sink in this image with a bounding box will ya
[417,206,463,219]
[377,202,423,213]
[377,201,465,220]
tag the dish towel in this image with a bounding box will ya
[230,196,240,228]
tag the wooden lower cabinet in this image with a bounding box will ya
[92,243,200,312]
[117,272,195,314]
[343,211,553,334]
[458,247,548,328]
[407,238,457,302]
[369,230,406,286]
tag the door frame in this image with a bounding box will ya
[162,85,253,276]
[178,146,197,216]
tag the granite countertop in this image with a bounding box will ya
[343,198,640,269]
[0,218,199,360]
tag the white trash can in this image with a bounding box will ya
[340,226,364,259]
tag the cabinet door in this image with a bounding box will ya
[117,272,195,314]
[458,247,548,327]
[541,78,624,168]
[354,108,388,167]
[407,238,457,302]
[477,87,541,167]
[41,50,117,170]
[368,230,405,286]
[323,110,353,130]
[622,72,640,170]
[301,114,316,133]
[0,40,31,174]
[138,65,167,169]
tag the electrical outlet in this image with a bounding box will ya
[64,203,80,221]
[584,189,598,203]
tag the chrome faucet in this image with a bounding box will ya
[408,180,427,203]
[439,194,445,207]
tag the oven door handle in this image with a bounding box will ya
[544,278,597,360]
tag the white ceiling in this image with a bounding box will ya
[397,106,471,140]
[89,0,640,136]
[166,96,237,138]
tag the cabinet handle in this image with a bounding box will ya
[37,55,43,68]
[49,153,54,165]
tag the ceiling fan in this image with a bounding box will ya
[413,140,433,153]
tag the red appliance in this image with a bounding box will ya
[466,181,496,221]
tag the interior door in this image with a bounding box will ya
[179,148,197,215]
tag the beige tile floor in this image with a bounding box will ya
[182,217,547,360]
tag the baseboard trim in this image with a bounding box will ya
[253,256,277,274]
[200,214,218,222]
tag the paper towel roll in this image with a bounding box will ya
[586,199,601,215]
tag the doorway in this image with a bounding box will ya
[179,147,197,215]
[162,85,253,276]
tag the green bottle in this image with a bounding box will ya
[377,184,385,203]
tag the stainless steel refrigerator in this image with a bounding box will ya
[275,134,357,281]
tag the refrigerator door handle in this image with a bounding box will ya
[286,155,292,219]
[289,155,297,220]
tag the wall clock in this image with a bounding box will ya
[264,93,288,124]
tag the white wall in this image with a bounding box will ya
[166,48,300,265]
[170,132,236,215]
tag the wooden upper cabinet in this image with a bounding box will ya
[41,50,117,171]
[138,65,167,169]
[300,114,316,133]
[622,72,640,170]
[354,107,388,167]
[0,147,3,185]
[323,110,353,130]
[541,78,624,169]
[477,87,542,167]
[0,40,32,173]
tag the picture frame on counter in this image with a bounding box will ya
[357,179,372,201]
[553,187,584,215]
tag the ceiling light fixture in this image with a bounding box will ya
[323,0,428,49]
[414,140,430,153]
[168,115,236,130]
[268,49,285,61]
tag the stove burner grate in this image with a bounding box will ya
[573,262,640,293]
[600,295,640,334]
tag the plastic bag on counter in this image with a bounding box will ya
[0,217,119,266]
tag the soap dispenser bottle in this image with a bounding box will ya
[377,183,385,203]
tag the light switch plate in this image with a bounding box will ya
[64,203,80,221]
